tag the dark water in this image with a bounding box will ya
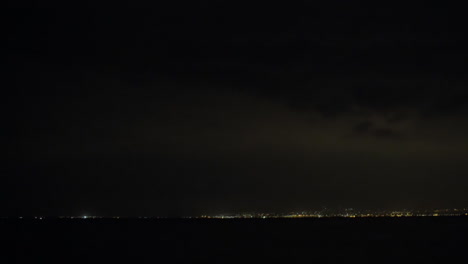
[2,217,468,263]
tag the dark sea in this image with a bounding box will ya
[2,217,468,263]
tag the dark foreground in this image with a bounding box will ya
[2,217,468,263]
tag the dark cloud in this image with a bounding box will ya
[354,121,373,133]
[373,128,402,139]
[353,120,403,140]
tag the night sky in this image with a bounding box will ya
[4,5,468,217]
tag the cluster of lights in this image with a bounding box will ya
[5,208,468,220]
[196,208,468,219]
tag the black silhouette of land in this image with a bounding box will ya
[3,216,468,263]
